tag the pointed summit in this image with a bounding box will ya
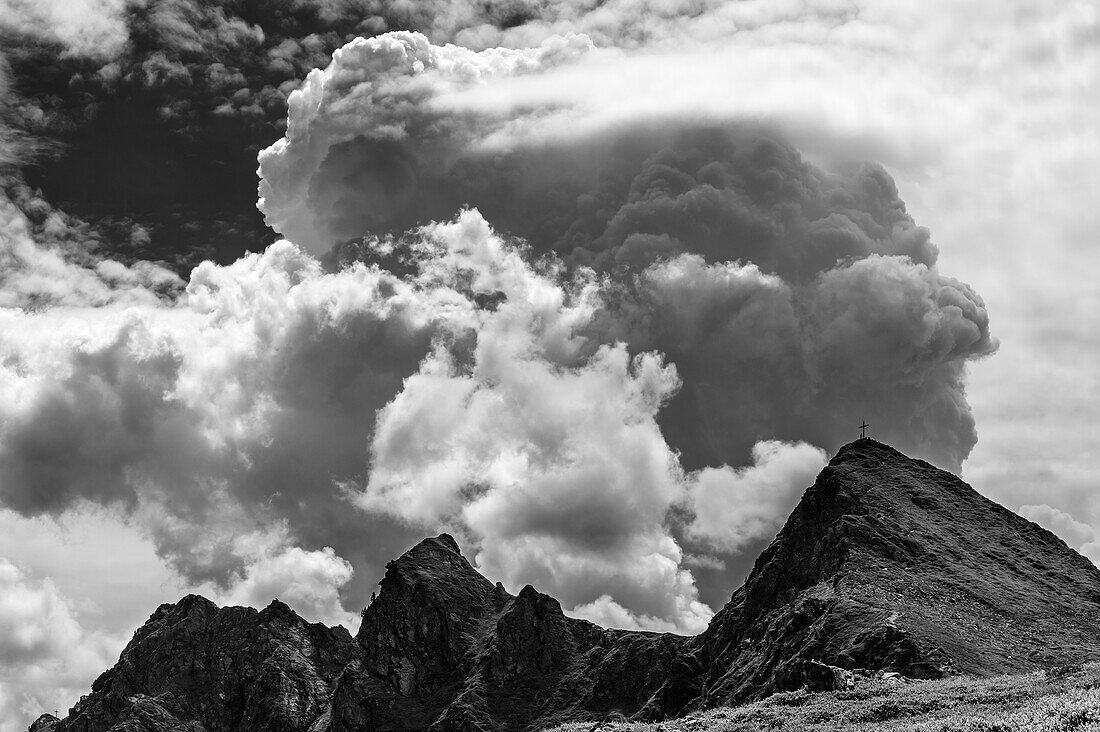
[675,438,1100,708]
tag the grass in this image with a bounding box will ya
[546,664,1100,732]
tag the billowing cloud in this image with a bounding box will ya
[259,31,941,273]
[0,193,719,633]
[686,441,827,553]
[222,545,356,628]
[257,30,593,254]
[258,31,995,473]
[0,186,440,592]
[594,251,995,470]
[356,211,709,631]
[0,559,123,732]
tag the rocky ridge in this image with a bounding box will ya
[658,439,1100,710]
[32,440,1100,731]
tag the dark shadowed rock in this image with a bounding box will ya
[33,441,1100,731]
[46,594,359,731]
[332,534,684,730]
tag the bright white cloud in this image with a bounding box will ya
[355,210,711,632]
[0,193,181,310]
[0,559,124,732]
[687,441,828,553]
[222,545,357,629]
[0,201,443,588]
[257,30,594,254]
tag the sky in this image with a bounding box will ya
[0,0,1096,728]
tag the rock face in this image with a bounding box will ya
[329,534,684,731]
[52,595,359,732]
[35,440,1100,731]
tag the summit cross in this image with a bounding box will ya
[859,421,869,439]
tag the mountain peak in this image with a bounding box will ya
[834,436,913,461]
[685,438,1100,706]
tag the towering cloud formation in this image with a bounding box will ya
[0,28,996,643]
[258,31,996,470]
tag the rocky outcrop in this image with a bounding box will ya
[34,440,1100,731]
[328,534,685,730]
[52,595,359,731]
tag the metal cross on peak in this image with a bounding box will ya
[859,421,869,439]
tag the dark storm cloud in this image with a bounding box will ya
[0,327,196,515]
[294,126,938,279]
[596,251,994,471]
[456,131,939,279]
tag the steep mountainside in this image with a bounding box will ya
[31,440,1100,731]
[652,439,1100,712]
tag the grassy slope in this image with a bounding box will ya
[547,664,1100,731]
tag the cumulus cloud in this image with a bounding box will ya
[352,210,710,632]
[221,545,356,628]
[258,31,995,473]
[257,30,593,254]
[572,593,704,635]
[0,183,434,597]
[0,195,720,633]
[596,250,994,471]
[0,559,123,732]
[686,441,828,553]
[0,193,181,309]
